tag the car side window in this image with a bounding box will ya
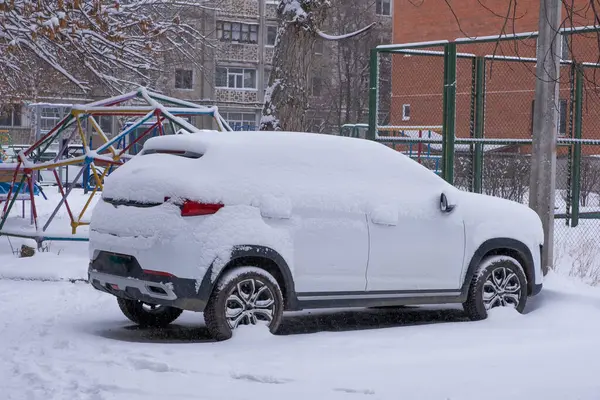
[393,152,450,190]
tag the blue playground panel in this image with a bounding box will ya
[230,123,256,131]
[0,182,41,196]
[405,142,442,175]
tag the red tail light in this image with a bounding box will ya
[180,200,223,216]
[143,269,176,278]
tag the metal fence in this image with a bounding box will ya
[368,27,600,283]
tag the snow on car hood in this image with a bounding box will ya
[456,191,544,247]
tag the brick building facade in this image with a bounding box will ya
[390,0,600,155]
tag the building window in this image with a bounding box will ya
[0,104,22,127]
[216,67,257,89]
[311,76,322,96]
[314,40,324,55]
[217,21,258,44]
[266,25,277,46]
[536,99,568,136]
[560,34,569,60]
[558,98,567,136]
[376,0,391,16]
[402,104,411,121]
[175,69,193,89]
[224,112,256,131]
[40,106,62,131]
[264,68,272,90]
[98,116,113,135]
[218,21,231,40]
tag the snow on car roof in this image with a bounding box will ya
[141,130,423,173]
[103,130,450,214]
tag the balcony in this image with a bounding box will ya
[215,89,258,104]
[216,42,259,63]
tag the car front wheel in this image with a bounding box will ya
[204,267,284,341]
[463,255,528,320]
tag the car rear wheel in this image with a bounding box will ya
[204,267,284,341]
[117,298,183,327]
[463,255,528,321]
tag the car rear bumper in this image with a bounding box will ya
[88,200,212,278]
[88,251,213,312]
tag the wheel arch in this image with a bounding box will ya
[462,238,535,297]
[204,245,299,311]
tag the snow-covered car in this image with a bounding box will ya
[88,130,544,341]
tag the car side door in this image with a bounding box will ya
[291,207,370,294]
[366,183,466,293]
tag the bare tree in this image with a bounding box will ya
[260,0,374,131]
[310,0,389,132]
[0,0,212,95]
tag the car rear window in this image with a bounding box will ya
[142,149,203,159]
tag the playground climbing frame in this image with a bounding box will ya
[0,87,231,245]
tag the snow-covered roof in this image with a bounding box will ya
[102,130,451,214]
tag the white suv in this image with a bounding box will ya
[88,130,544,341]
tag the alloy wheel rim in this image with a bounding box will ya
[483,266,522,310]
[225,278,275,329]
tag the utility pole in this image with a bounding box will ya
[530,0,562,275]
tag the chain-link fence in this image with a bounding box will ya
[369,29,600,283]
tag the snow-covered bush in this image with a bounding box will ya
[454,153,530,203]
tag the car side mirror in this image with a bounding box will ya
[440,193,456,213]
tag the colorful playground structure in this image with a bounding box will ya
[0,88,231,245]
[340,123,442,174]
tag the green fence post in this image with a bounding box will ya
[473,56,485,193]
[442,43,457,184]
[571,64,583,227]
[367,48,379,141]
[441,45,449,180]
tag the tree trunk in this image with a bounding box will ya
[260,1,329,131]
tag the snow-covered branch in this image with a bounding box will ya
[0,0,212,95]
[317,22,376,41]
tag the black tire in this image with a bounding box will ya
[204,267,284,341]
[117,298,183,327]
[463,255,528,321]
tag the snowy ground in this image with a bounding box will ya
[2,273,600,400]
[2,190,600,399]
